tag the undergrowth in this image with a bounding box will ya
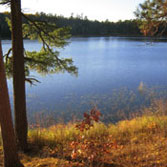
[1,100,167,166]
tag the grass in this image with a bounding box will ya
[1,101,167,166]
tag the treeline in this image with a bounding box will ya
[0,12,11,38]
[0,12,142,38]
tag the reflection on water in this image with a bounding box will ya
[2,37,167,123]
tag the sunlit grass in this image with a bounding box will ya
[25,100,167,166]
[28,123,80,148]
[1,99,167,166]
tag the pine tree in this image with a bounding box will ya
[11,0,28,151]
[135,0,167,36]
[0,0,77,151]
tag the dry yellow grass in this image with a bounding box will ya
[1,111,167,166]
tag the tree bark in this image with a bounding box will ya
[0,41,23,167]
[11,0,28,151]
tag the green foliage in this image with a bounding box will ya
[22,19,71,47]
[23,16,77,75]
[25,49,77,75]
[135,0,167,36]
[3,14,77,81]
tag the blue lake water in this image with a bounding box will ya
[2,37,167,123]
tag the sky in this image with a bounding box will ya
[0,0,145,22]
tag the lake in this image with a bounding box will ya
[2,37,167,123]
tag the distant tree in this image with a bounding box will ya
[0,12,11,38]
[84,16,88,20]
[0,40,23,167]
[135,0,167,36]
[0,11,142,38]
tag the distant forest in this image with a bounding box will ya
[0,12,142,38]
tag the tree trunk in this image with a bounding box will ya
[11,0,28,151]
[0,41,23,167]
